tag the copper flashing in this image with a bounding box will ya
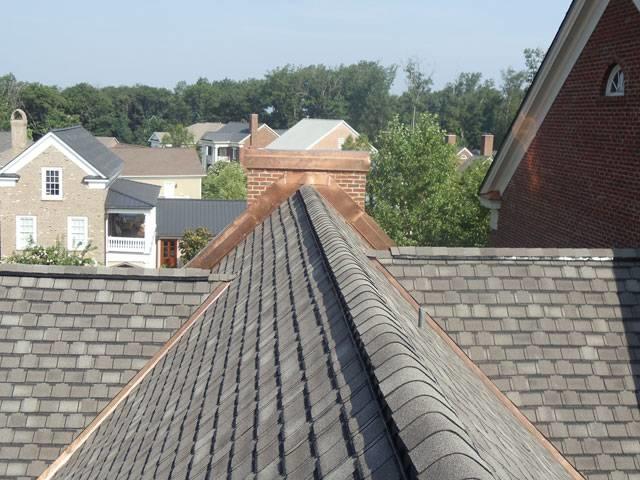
[371,259,585,480]
[241,148,371,172]
[38,282,230,480]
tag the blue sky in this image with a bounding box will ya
[2,0,570,91]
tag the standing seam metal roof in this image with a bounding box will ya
[156,199,246,238]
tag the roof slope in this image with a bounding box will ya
[376,246,640,480]
[266,119,352,150]
[0,131,11,153]
[113,145,204,177]
[52,187,574,479]
[0,265,223,479]
[52,126,123,179]
[200,122,251,143]
[187,122,224,142]
[106,178,161,210]
[156,198,246,238]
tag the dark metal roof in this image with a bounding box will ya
[106,178,161,210]
[200,121,251,143]
[52,126,123,179]
[53,187,573,480]
[156,198,246,238]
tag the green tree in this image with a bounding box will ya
[179,227,213,262]
[524,47,546,86]
[399,59,433,129]
[202,162,247,200]
[6,241,96,266]
[162,124,195,147]
[0,74,23,130]
[341,134,372,151]
[367,114,489,246]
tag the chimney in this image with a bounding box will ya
[481,134,494,157]
[10,109,28,151]
[240,149,370,209]
[249,113,259,147]
[445,134,457,145]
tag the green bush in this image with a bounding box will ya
[202,162,247,200]
[179,227,213,262]
[6,241,96,266]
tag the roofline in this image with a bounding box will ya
[120,174,205,178]
[37,282,231,480]
[240,148,371,172]
[370,256,585,480]
[306,120,359,150]
[479,0,608,196]
[257,123,280,137]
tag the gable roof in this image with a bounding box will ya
[112,144,205,177]
[374,246,640,480]
[44,187,577,479]
[266,119,358,150]
[51,126,124,179]
[95,136,119,148]
[106,178,161,209]
[156,198,247,238]
[187,122,224,142]
[480,0,610,198]
[148,131,169,143]
[200,122,251,143]
[0,264,223,479]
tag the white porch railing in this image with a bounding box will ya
[107,237,147,253]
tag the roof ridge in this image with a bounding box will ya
[299,186,496,479]
[50,125,83,132]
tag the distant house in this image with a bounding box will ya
[266,118,360,151]
[445,133,495,171]
[480,0,640,247]
[0,111,245,268]
[95,136,119,148]
[148,131,169,148]
[198,114,279,168]
[156,198,246,267]
[111,144,205,199]
[186,122,224,143]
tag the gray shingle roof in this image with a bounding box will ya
[375,246,640,480]
[51,126,123,179]
[266,119,348,150]
[106,178,161,210]
[0,132,11,153]
[52,187,573,479]
[156,198,246,238]
[0,264,224,479]
[200,122,251,143]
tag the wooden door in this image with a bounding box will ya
[160,239,177,268]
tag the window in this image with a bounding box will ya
[42,168,63,199]
[605,65,625,97]
[67,217,88,250]
[206,146,213,156]
[107,213,145,238]
[163,181,176,198]
[16,216,36,250]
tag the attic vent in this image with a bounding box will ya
[605,65,624,97]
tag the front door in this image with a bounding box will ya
[160,239,177,268]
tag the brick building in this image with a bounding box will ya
[480,0,640,247]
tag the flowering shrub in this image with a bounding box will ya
[6,241,96,266]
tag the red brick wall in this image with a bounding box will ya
[246,169,366,208]
[493,0,640,248]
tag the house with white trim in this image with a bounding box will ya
[265,118,364,151]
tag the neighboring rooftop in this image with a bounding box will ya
[156,198,246,238]
[266,119,355,150]
[0,131,11,153]
[46,187,575,480]
[373,246,640,480]
[95,137,119,148]
[187,122,224,142]
[112,144,205,177]
[52,126,123,179]
[200,122,251,143]
[106,178,161,210]
[0,264,227,479]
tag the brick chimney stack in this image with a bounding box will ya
[481,134,494,157]
[445,134,457,145]
[10,109,28,151]
[249,113,259,147]
[241,149,370,209]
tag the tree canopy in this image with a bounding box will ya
[0,49,544,149]
[202,162,247,200]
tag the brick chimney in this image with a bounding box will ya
[10,109,28,151]
[445,134,457,145]
[481,134,494,157]
[249,113,259,147]
[241,149,370,209]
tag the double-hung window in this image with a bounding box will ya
[16,216,37,250]
[42,167,63,199]
[67,217,88,250]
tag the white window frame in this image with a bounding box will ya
[67,216,88,251]
[41,167,63,200]
[605,65,625,97]
[16,215,37,250]
[163,181,176,198]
